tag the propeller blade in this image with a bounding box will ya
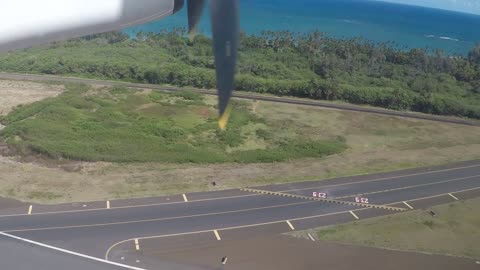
[210,0,240,129]
[187,0,206,40]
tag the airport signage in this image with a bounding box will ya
[355,197,369,204]
[312,192,327,199]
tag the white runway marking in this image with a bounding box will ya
[0,171,480,218]
[213,230,221,241]
[307,233,316,242]
[448,193,459,200]
[106,201,111,209]
[182,194,188,202]
[403,201,414,209]
[349,211,359,220]
[0,232,146,270]
[27,205,33,215]
[134,238,140,251]
[286,220,295,230]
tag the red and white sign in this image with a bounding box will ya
[312,192,327,199]
[355,197,369,204]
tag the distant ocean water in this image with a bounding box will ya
[124,0,480,55]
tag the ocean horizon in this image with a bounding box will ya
[124,0,480,55]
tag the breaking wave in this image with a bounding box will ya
[425,34,459,42]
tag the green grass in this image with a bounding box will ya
[313,198,480,258]
[0,84,346,163]
[27,191,62,200]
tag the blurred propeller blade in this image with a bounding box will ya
[210,0,240,129]
[187,0,206,40]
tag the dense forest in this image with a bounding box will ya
[0,30,479,119]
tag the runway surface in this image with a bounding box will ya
[0,234,134,270]
[1,72,479,127]
[0,160,479,269]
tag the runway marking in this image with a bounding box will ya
[307,233,316,242]
[3,200,316,233]
[106,201,111,209]
[277,164,480,193]
[8,185,480,235]
[182,194,188,202]
[105,185,480,260]
[27,205,33,215]
[6,183,480,236]
[387,186,480,204]
[403,201,414,210]
[213,230,222,240]
[0,193,261,218]
[105,208,366,260]
[334,174,479,200]
[448,193,459,201]
[0,232,146,270]
[286,220,295,230]
[2,164,478,219]
[349,211,359,220]
[241,188,405,211]
[134,239,140,251]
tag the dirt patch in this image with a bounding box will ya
[0,141,14,156]
[0,80,63,160]
[197,107,210,118]
[0,80,63,116]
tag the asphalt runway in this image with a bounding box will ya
[124,235,480,270]
[0,234,133,270]
[0,160,479,269]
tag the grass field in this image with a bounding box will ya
[0,80,480,203]
[0,84,346,163]
[311,198,480,259]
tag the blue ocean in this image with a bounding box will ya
[124,0,480,55]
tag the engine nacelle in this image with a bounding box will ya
[0,0,179,53]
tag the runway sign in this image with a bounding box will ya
[355,197,369,204]
[312,192,327,199]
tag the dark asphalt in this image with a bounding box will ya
[0,160,479,269]
[0,234,134,270]
[130,235,480,270]
[1,72,479,126]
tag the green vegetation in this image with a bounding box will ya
[0,84,346,163]
[27,191,62,200]
[0,30,479,119]
[312,198,480,258]
[0,80,479,203]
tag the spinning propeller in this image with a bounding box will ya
[180,0,240,128]
[0,0,240,128]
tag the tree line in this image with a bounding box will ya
[0,29,479,119]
